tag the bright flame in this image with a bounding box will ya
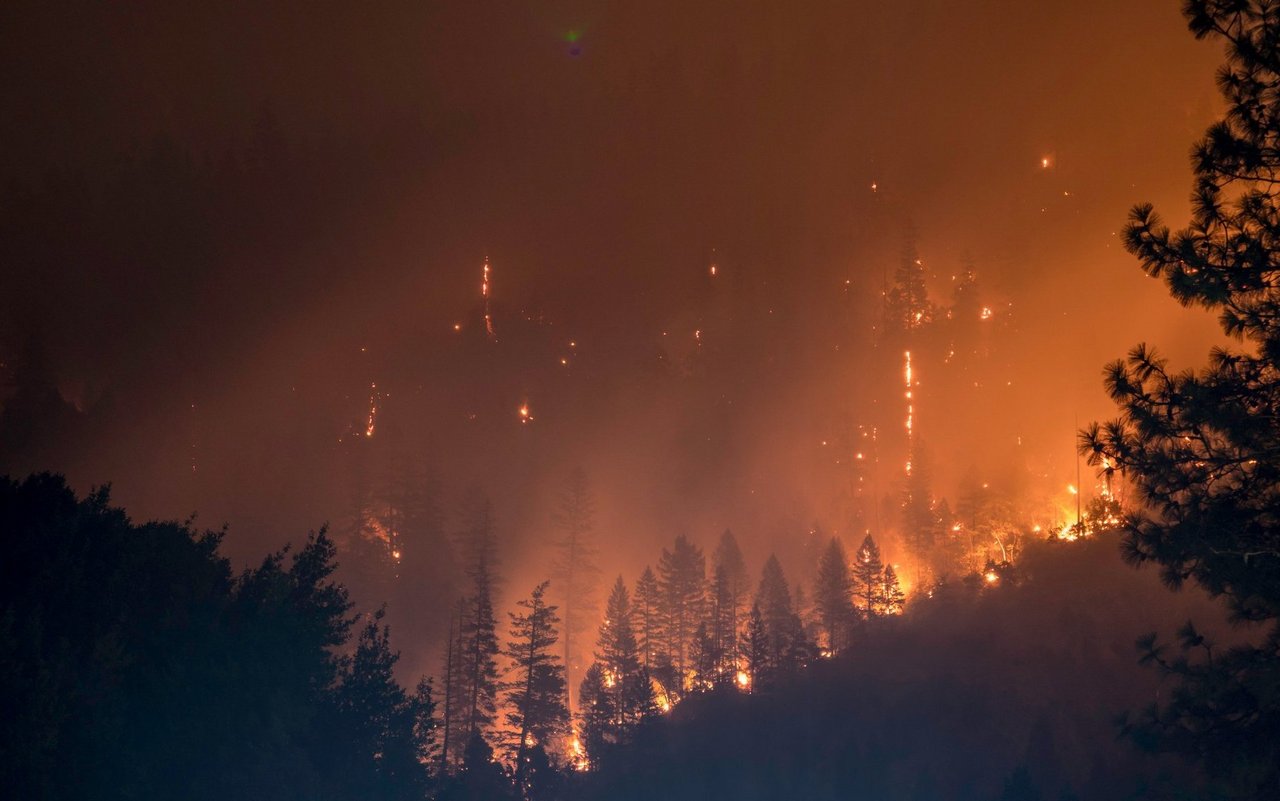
[518,403,532,424]
[569,734,588,771]
[736,670,750,688]
[904,350,914,472]
[365,382,379,437]
[980,306,993,320]
[481,257,496,340]
[984,570,999,584]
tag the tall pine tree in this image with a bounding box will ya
[502,581,568,795]
[548,468,600,714]
[656,535,706,697]
[814,537,854,655]
[853,534,886,619]
[1082,4,1280,794]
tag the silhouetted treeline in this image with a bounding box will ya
[569,538,1224,801]
[0,473,435,800]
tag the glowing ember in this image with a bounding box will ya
[518,402,532,423]
[365,382,379,437]
[481,257,496,340]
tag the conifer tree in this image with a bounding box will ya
[755,555,808,677]
[901,446,942,578]
[712,530,748,678]
[814,537,854,655]
[708,562,734,684]
[1082,3,1280,793]
[439,598,466,770]
[453,491,501,747]
[657,535,706,696]
[575,663,614,770]
[549,468,600,713]
[595,577,654,731]
[853,534,886,618]
[634,566,661,672]
[881,564,905,616]
[740,602,769,693]
[884,232,932,335]
[502,581,568,794]
[330,607,436,799]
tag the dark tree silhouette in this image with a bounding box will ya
[740,602,769,693]
[0,473,438,800]
[712,529,748,682]
[814,537,854,654]
[594,577,655,733]
[549,468,601,714]
[452,490,502,750]
[755,555,809,682]
[882,564,906,616]
[657,535,706,697]
[1082,3,1280,796]
[324,607,437,800]
[634,565,661,671]
[576,662,614,770]
[854,534,886,618]
[502,581,569,796]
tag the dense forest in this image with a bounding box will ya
[4,2,1280,800]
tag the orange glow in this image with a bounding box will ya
[365,382,379,437]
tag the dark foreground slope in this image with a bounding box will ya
[574,539,1233,801]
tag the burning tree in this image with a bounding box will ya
[1083,2,1280,795]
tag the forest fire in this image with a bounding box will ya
[5,2,1278,800]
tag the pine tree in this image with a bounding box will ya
[755,555,808,679]
[575,663,614,770]
[549,468,600,714]
[502,581,568,795]
[438,598,467,770]
[884,231,933,336]
[740,603,769,693]
[814,537,854,655]
[330,608,435,799]
[901,445,942,579]
[656,535,706,697]
[708,562,735,685]
[1081,4,1280,793]
[712,530,748,680]
[454,490,501,747]
[853,534,885,618]
[595,577,654,731]
[634,566,661,672]
[881,564,905,616]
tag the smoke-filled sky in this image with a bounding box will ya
[0,1,1237,666]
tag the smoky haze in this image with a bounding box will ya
[0,0,1234,675]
